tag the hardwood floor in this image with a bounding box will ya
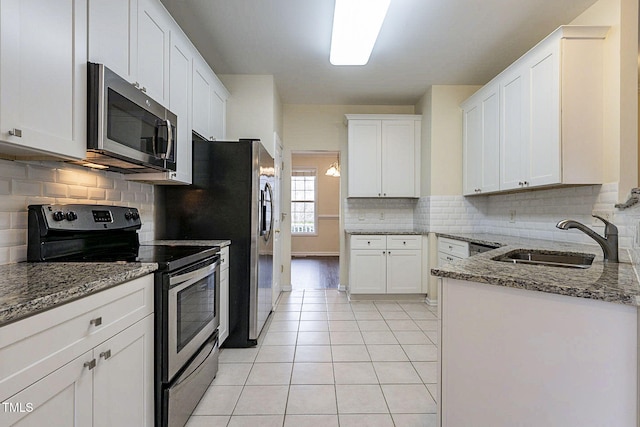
[291,256,339,289]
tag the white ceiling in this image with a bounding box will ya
[159,0,601,105]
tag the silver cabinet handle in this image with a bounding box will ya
[90,317,102,327]
[523,181,529,186]
[378,193,381,196]
[132,82,140,89]
[84,359,96,370]
[403,241,406,245]
[99,350,112,360]
[8,128,22,137]
[141,87,147,93]
[383,193,387,196]
[209,136,216,141]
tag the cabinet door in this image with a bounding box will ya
[381,120,417,197]
[3,352,93,427]
[386,250,422,293]
[349,250,386,294]
[88,0,137,82]
[192,55,214,140]
[211,82,228,140]
[526,40,561,187]
[0,0,86,160]
[219,269,229,344]
[500,64,528,190]
[462,102,482,195]
[168,30,193,184]
[348,120,382,197]
[137,0,170,104]
[480,87,500,193]
[93,316,154,427]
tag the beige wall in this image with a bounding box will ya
[291,153,340,256]
[282,104,415,289]
[219,74,282,157]
[570,0,638,200]
[416,85,481,197]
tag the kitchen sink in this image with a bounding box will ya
[493,250,595,269]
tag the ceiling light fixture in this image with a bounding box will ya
[330,0,391,66]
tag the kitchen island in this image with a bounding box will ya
[431,233,639,427]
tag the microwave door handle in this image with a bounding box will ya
[164,119,173,160]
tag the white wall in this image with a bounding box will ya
[570,0,638,200]
[0,159,155,264]
[219,74,282,157]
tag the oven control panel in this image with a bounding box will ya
[30,204,142,231]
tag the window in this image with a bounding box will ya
[291,169,317,234]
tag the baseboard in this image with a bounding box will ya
[425,296,438,306]
[348,293,427,302]
[291,252,340,257]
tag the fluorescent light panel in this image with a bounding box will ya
[330,0,391,65]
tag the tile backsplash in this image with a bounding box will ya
[0,158,155,264]
[346,182,640,252]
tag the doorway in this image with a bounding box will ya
[290,151,340,289]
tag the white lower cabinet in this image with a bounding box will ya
[437,237,470,266]
[349,235,422,295]
[0,275,154,427]
[219,246,230,344]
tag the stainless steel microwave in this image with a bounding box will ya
[86,62,177,173]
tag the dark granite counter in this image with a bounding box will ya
[431,233,640,306]
[0,262,158,326]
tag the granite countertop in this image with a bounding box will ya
[148,239,232,247]
[0,262,158,327]
[345,230,422,235]
[431,233,640,306]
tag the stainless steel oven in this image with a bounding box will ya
[157,254,220,427]
[165,256,220,380]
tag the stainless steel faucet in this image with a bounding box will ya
[556,215,618,262]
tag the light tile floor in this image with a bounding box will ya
[187,289,438,427]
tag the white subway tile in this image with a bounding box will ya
[43,183,68,198]
[12,180,41,196]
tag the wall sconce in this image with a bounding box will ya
[325,161,340,177]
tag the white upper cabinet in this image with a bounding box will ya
[136,0,170,105]
[192,54,229,141]
[166,31,194,184]
[0,0,87,160]
[88,0,138,82]
[346,115,421,198]
[462,83,500,195]
[89,0,229,183]
[463,25,609,195]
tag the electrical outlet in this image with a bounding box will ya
[509,210,516,223]
[379,212,385,220]
[591,211,611,226]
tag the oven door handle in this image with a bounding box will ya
[169,260,219,289]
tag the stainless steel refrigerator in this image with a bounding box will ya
[157,138,274,347]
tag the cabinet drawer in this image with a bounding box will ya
[350,235,386,250]
[438,253,464,267]
[387,235,421,250]
[438,237,469,258]
[0,274,153,401]
[220,247,229,271]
